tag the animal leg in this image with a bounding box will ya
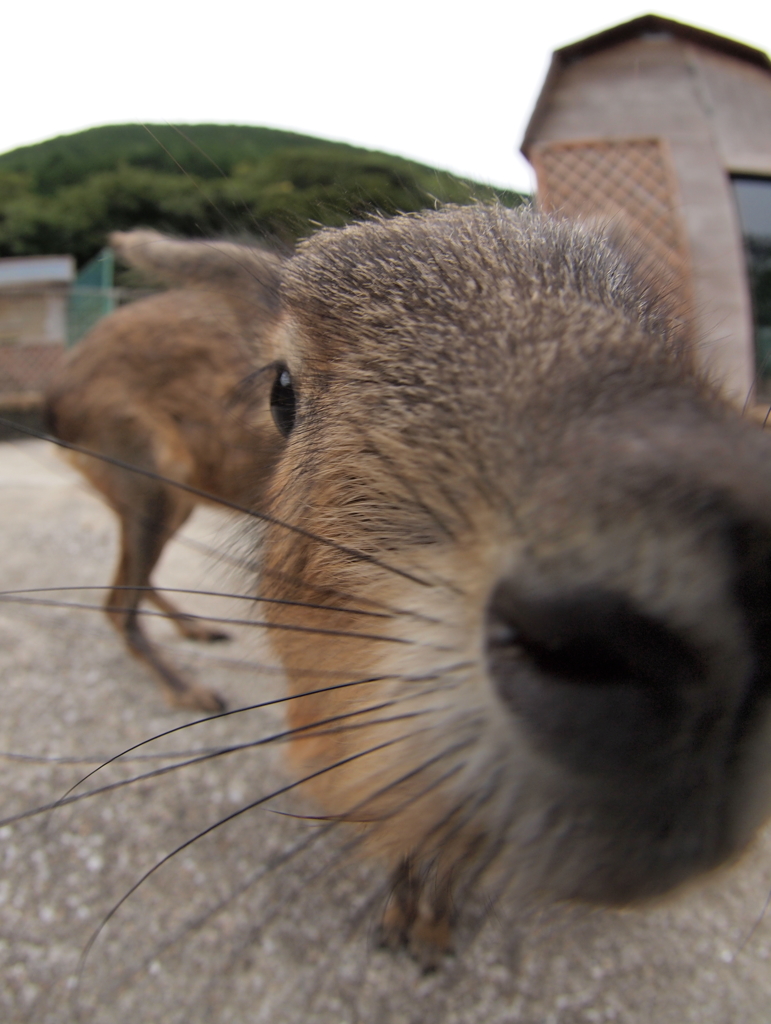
[106,483,225,713]
[379,859,454,970]
[147,587,231,643]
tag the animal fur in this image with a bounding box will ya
[48,207,771,960]
[44,231,285,711]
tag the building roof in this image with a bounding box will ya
[557,14,770,71]
[0,254,75,288]
[521,14,771,156]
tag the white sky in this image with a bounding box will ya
[2,1,770,193]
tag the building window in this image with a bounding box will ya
[732,177,771,396]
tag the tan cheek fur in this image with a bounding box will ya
[258,493,540,864]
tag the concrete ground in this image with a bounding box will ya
[1,437,771,1024]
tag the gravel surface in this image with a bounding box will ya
[1,437,771,1024]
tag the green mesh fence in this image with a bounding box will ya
[66,248,117,346]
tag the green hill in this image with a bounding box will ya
[0,124,348,193]
[0,124,525,266]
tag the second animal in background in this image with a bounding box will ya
[44,231,286,712]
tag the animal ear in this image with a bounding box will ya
[109,229,284,312]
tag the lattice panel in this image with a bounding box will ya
[531,138,692,318]
[0,343,65,396]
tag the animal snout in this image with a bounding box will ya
[478,526,771,904]
[484,487,771,766]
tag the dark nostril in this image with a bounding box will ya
[486,583,706,772]
[488,583,701,690]
[487,583,702,691]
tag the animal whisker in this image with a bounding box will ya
[140,125,240,235]
[0,585,394,619]
[91,738,476,1005]
[95,824,336,1004]
[50,662,471,805]
[0,747,245,765]
[1,418,433,588]
[0,697,440,829]
[75,727,433,978]
[0,595,431,646]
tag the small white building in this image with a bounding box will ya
[0,254,75,400]
[521,14,771,405]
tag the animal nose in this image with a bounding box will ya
[485,582,707,774]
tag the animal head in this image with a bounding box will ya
[117,206,771,916]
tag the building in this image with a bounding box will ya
[521,14,771,404]
[0,254,75,404]
[0,249,119,418]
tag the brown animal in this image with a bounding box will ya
[50,207,771,964]
[44,231,285,712]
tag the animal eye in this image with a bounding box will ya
[270,363,296,437]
